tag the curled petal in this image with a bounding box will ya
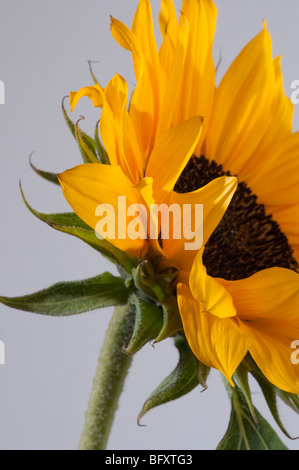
[177,283,248,385]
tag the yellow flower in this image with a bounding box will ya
[69,0,299,272]
[60,0,299,393]
[107,0,299,391]
[58,116,237,271]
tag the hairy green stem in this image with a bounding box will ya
[79,303,135,450]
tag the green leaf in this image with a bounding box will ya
[123,295,164,354]
[29,153,60,186]
[217,384,289,450]
[0,272,131,316]
[19,183,138,274]
[137,335,200,424]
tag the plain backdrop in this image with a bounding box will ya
[1,0,299,450]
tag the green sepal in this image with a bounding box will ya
[0,272,131,316]
[62,96,99,163]
[277,390,299,415]
[132,261,166,303]
[20,183,139,274]
[123,295,164,355]
[137,335,201,424]
[62,93,109,165]
[233,363,258,426]
[88,60,100,85]
[132,261,182,342]
[62,96,85,140]
[244,355,298,440]
[197,360,210,390]
[53,216,137,274]
[94,119,110,164]
[217,383,288,450]
[29,153,60,186]
[155,295,182,342]
[75,117,100,164]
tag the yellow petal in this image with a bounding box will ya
[129,68,155,160]
[220,267,299,322]
[132,0,160,81]
[239,55,294,190]
[204,27,292,181]
[58,164,147,257]
[159,0,179,74]
[218,268,299,393]
[172,0,217,153]
[69,76,134,175]
[100,74,144,183]
[177,283,248,385]
[268,203,299,264]
[99,74,128,170]
[189,249,237,319]
[110,15,155,158]
[104,73,128,119]
[110,16,143,76]
[156,14,189,137]
[132,0,167,135]
[249,132,299,206]
[162,176,238,272]
[240,321,299,394]
[134,177,165,257]
[69,84,104,112]
[146,116,203,203]
[159,0,178,38]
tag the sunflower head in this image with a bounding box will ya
[56,0,299,442]
[4,0,299,450]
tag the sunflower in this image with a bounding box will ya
[58,111,237,270]
[59,0,299,394]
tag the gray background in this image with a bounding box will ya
[0,0,299,450]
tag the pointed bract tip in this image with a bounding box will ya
[28,151,34,165]
[76,115,85,126]
[122,344,134,356]
[62,95,70,106]
[137,412,147,427]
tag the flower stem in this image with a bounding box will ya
[79,303,135,450]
